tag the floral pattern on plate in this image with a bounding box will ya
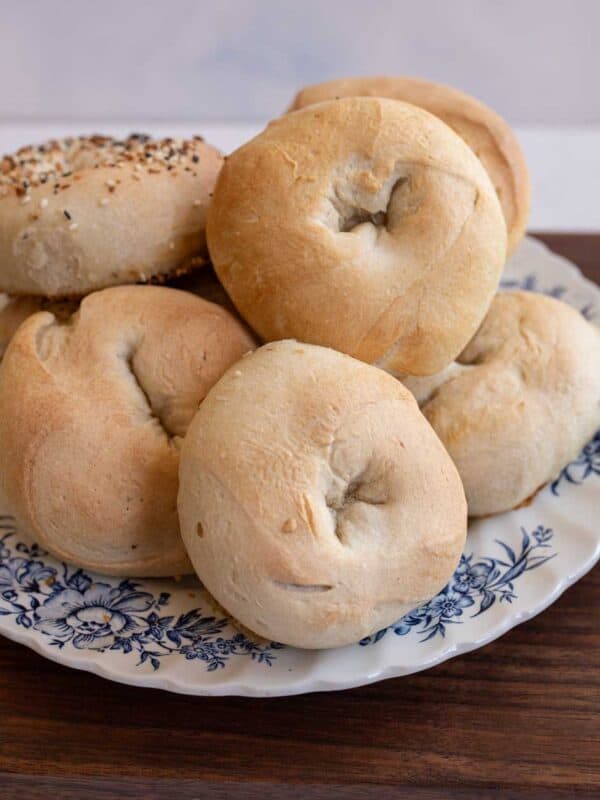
[360,526,556,645]
[0,525,282,672]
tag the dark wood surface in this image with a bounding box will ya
[0,234,598,800]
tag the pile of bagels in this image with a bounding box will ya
[0,77,598,650]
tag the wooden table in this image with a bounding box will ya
[1,234,598,800]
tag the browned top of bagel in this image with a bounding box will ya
[288,76,530,255]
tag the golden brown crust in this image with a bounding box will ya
[208,97,507,376]
[288,76,529,255]
[0,285,256,576]
[178,340,467,649]
[0,134,223,297]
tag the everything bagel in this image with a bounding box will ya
[0,134,222,297]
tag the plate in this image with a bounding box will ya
[0,236,598,696]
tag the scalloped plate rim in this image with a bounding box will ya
[1,536,597,698]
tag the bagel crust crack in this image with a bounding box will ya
[272,581,334,593]
[362,177,480,374]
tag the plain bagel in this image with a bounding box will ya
[178,340,467,649]
[208,97,507,376]
[0,134,223,297]
[402,291,600,516]
[0,285,255,576]
[288,75,530,255]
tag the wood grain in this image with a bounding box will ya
[0,234,598,800]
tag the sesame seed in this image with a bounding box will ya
[0,134,208,194]
[69,222,79,231]
[168,241,175,250]
[63,209,71,220]
[193,199,202,207]
[20,195,31,205]
[40,198,48,208]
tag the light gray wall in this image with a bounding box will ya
[0,0,598,123]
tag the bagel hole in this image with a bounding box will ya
[122,347,174,440]
[330,477,388,510]
[335,176,408,233]
[339,208,388,232]
[327,475,388,545]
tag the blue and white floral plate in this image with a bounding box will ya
[0,237,598,696]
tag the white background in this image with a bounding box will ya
[1,0,599,123]
[0,1,599,230]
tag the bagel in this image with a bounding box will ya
[401,291,600,516]
[208,97,507,376]
[288,76,530,254]
[0,285,255,576]
[0,134,223,297]
[178,340,467,649]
